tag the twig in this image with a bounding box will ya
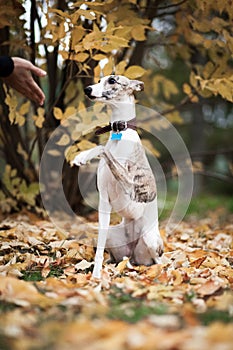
[157,0,188,10]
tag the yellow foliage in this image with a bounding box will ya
[19,101,30,115]
[64,107,77,119]
[115,61,128,75]
[196,75,233,102]
[75,8,96,20]
[125,65,146,79]
[33,107,45,128]
[74,52,89,62]
[3,87,32,126]
[77,139,97,151]
[131,25,147,41]
[53,107,63,120]
[152,75,179,100]
[56,134,70,146]
[71,26,85,49]
[92,54,107,61]
[17,143,28,161]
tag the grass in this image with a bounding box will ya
[108,287,167,323]
[21,265,64,282]
[198,309,233,325]
[159,192,233,220]
[0,301,18,313]
[186,194,233,217]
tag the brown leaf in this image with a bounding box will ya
[196,279,222,296]
[0,276,52,307]
[116,258,130,273]
[190,256,207,268]
[144,264,162,280]
[171,270,183,286]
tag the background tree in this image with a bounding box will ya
[0,0,232,214]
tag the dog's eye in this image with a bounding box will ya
[108,77,116,84]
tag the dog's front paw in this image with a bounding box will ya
[71,151,89,166]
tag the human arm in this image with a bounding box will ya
[0,56,46,106]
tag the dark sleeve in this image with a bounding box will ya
[0,56,14,78]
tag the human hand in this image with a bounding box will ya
[3,57,46,106]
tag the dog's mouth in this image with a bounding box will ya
[87,95,96,100]
[84,86,109,101]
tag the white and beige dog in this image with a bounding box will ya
[72,75,163,279]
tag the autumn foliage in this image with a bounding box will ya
[0,210,232,349]
[0,0,233,212]
[0,1,233,348]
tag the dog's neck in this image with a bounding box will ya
[108,96,136,122]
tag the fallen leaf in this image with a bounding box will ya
[116,257,130,273]
[190,256,207,268]
[75,259,94,271]
[196,280,222,296]
[144,264,162,280]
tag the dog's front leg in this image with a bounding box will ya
[92,200,111,279]
[72,145,104,166]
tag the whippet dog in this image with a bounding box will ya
[72,75,163,279]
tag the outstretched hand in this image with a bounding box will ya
[3,57,46,106]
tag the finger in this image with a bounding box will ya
[29,64,47,78]
[12,57,47,77]
[22,79,46,105]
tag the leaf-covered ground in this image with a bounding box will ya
[0,209,232,350]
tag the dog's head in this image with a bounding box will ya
[84,75,144,102]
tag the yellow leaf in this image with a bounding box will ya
[19,100,30,115]
[64,106,76,119]
[53,107,63,120]
[171,270,183,286]
[56,134,70,146]
[125,65,146,79]
[92,54,107,61]
[116,258,129,273]
[115,61,127,75]
[203,61,215,79]
[103,57,114,76]
[153,75,179,99]
[17,143,28,161]
[77,139,96,151]
[74,52,89,62]
[76,8,96,20]
[183,83,192,95]
[48,8,71,19]
[71,26,85,48]
[131,25,146,41]
[15,112,25,126]
[47,149,62,157]
[145,264,162,279]
[1,275,53,307]
[33,107,45,128]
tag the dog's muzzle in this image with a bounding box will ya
[84,86,95,99]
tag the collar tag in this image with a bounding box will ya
[111,132,122,141]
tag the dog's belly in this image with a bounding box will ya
[110,188,146,220]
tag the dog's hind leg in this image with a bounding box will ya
[106,219,133,263]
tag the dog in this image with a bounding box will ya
[72,75,163,279]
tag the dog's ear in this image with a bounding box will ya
[129,80,144,92]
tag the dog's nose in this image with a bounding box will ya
[84,86,92,97]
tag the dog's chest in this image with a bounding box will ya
[105,129,141,159]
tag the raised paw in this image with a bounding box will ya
[71,150,90,166]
